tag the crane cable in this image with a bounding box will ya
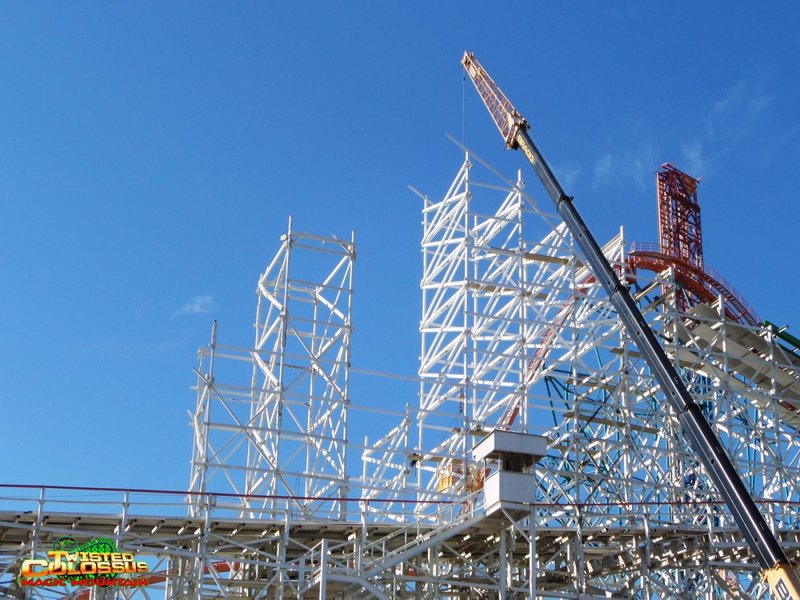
[461,68,466,146]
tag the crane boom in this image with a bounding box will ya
[463,51,800,598]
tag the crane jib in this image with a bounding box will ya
[463,50,800,594]
[517,135,536,164]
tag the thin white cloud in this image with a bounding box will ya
[680,140,706,175]
[621,145,656,191]
[593,153,614,186]
[173,294,216,317]
[590,80,777,190]
[710,80,745,116]
[696,79,776,174]
[591,141,656,191]
[554,163,583,191]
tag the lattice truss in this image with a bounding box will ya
[5,155,800,600]
[189,218,355,521]
[362,152,800,597]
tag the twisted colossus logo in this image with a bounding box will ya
[18,537,149,589]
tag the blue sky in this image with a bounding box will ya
[1,4,798,492]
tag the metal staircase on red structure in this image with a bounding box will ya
[627,163,760,327]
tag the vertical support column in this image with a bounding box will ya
[529,504,537,599]
[318,538,330,600]
[187,321,217,518]
[275,533,286,600]
[113,488,131,599]
[23,488,46,600]
[198,494,214,597]
[575,503,585,595]
[642,511,652,596]
[423,546,435,599]
[514,169,529,434]
[498,528,507,599]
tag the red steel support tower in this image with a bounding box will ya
[657,163,703,271]
[628,164,759,326]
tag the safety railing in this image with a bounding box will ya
[628,241,760,324]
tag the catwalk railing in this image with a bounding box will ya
[4,484,800,597]
[2,483,800,537]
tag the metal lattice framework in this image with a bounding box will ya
[188,216,355,521]
[362,151,800,597]
[656,163,703,271]
[3,153,800,599]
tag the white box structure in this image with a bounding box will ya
[473,429,548,517]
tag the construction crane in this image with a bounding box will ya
[462,50,800,599]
